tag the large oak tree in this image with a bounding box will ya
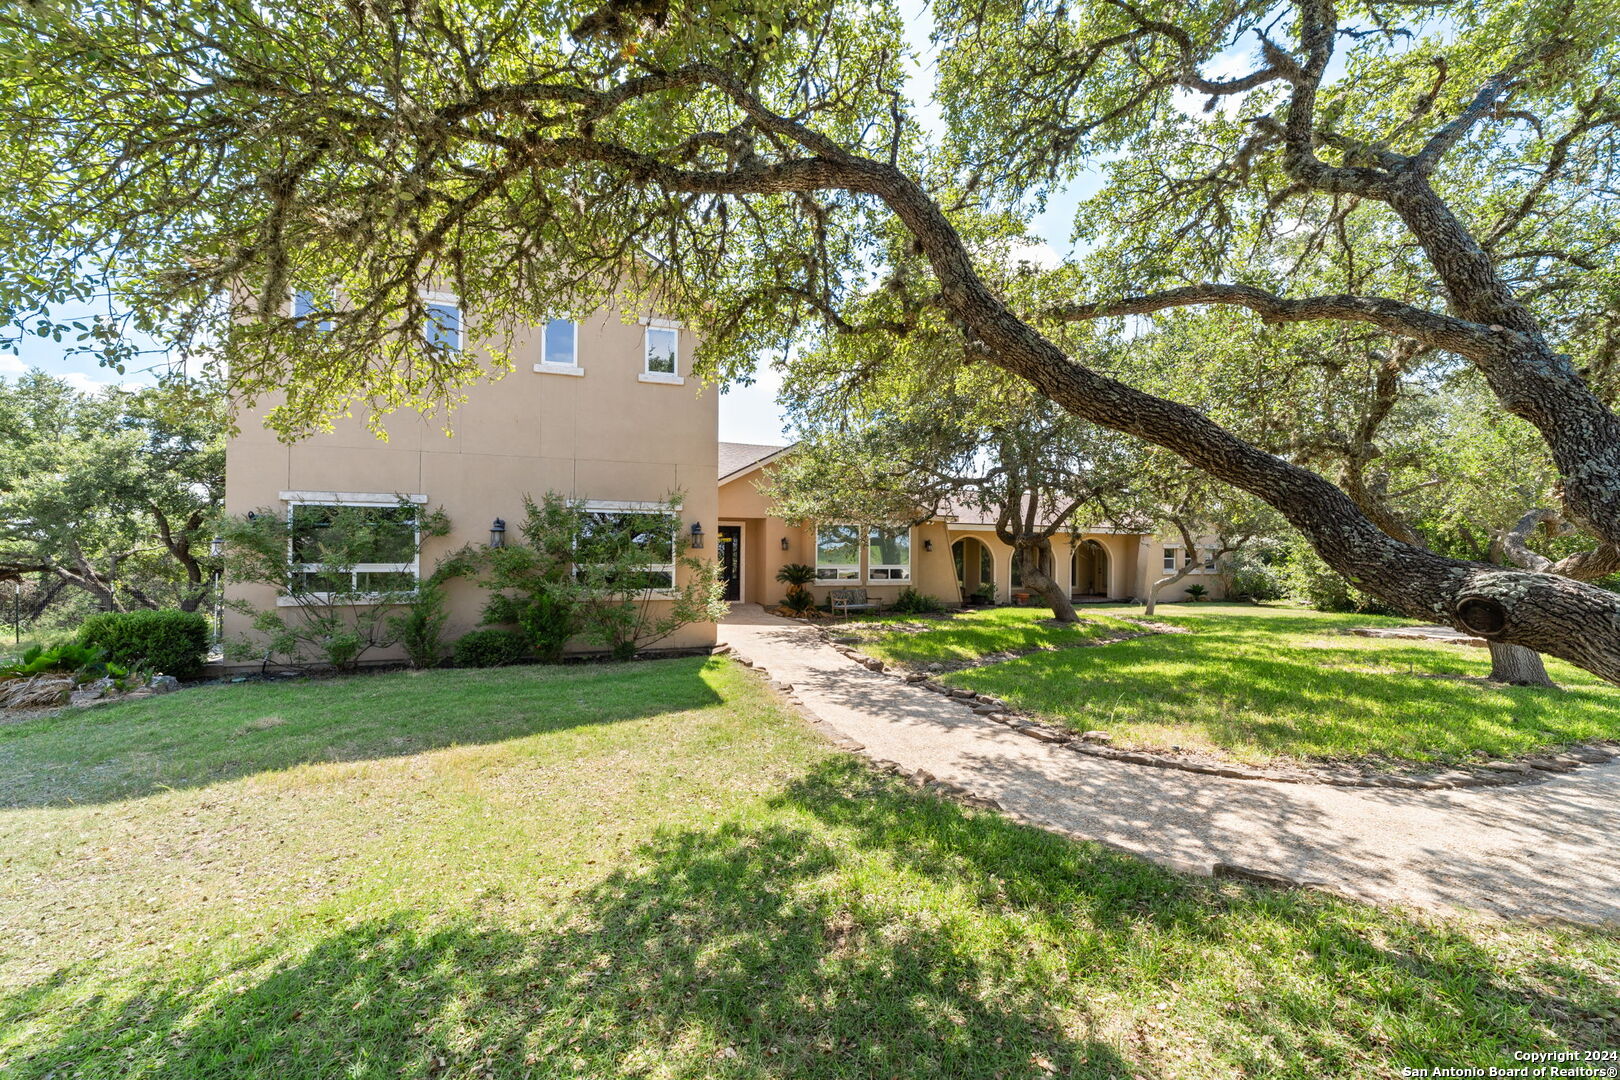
[3,0,1619,677]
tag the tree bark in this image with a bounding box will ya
[1014,541,1078,623]
[1487,641,1556,688]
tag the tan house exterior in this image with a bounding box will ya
[716,443,1229,610]
[223,303,721,664]
[225,305,1227,666]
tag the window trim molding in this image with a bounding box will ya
[865,525,912,586]
[578,500,680,595]
[534,318,581,375]
[279,494,425,606]
[814,523,862,582]
[421,290,462,351]
[643,323,680,380]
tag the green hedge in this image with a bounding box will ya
[452,628,528,668]
[78,610,209,680]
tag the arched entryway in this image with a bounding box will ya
[951,536,996,603]
[1071,539,1110,598]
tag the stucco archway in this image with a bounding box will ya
[1072,539,1110,597]
[951,536,995,602]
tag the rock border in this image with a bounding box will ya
[807,634,1620,790]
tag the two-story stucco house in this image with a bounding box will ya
[223,298,720,664]
[224,302,1226,666]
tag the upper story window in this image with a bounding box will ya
[642,323,680,383]
[1162,548,1179,573]
[424,294,461,351]
[542,319,578,368]
[1202,548,1217,571]
[815,524,861,581]
[292,288,333,331]
[867,526,911,583]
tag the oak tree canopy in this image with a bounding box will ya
[2,0,1619,678]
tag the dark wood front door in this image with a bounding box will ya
[717,525,742,602]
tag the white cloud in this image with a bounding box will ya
[62,370,130,394]
[0,354,24,376]
[1010,239,1065,270]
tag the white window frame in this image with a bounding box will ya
[815,524,861,582]
[279,493,428,606]
[423,290,462,352]
[534,317,583,376]
[1201,548,1217,572]
[865,525,912,584]
[578,500,679,594]
[1162,547,1180,574]
[640,320,684,385]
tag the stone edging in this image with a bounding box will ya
[805,634,1620,790]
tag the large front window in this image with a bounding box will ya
[425,296,461,351]
[867,526,911,583]
[289,502,419,597]
[815,525,861,581]
[577,504,678,590]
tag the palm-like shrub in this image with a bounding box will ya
[1184,584,1209,602]
[775,563,816,590]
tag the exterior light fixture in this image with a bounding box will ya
[780,537,791,551]
[246,511,258,522]
[210,535,224,558]
[689,522,703,548]
[923,539,933,552]
[490,518,506,548]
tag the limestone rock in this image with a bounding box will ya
[1079,730,1112,743]
[148,675,181,694]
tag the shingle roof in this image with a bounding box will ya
[718,441,791,480]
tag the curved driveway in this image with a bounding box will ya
[721,608,1620,925]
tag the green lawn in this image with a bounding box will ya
[835,606,1147,667]
[850,604,1620,765]
[2,659,1617,1078]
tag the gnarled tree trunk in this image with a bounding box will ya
[1013,541,1077,623]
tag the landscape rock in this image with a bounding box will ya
[0,675,73,711]
[148,675,181,694]
[1079,730,1112,743]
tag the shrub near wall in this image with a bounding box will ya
[78,610,209,679]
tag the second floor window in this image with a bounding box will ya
[1162,548,1179,573]
[645,325,678,376]
[543,319,577,367]
[293,289,333,331]
[425,298,461,351]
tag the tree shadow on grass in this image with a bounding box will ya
[5,760,1616,1079]
[0,658,728,809]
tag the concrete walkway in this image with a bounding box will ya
[719,606,1620,925]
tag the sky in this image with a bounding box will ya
[2,0,1109,441]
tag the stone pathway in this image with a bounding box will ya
[719,606,1620,925]
[1351,625,1486,647]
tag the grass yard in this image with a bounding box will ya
[2,658,1618,1078]
[849,604,1620,765]
[834,606,1148,667]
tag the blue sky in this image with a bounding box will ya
[5,0,1100,441]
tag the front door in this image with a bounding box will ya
[717,525,742,602]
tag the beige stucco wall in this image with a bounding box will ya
[718,462,1228,608]
[224,308,720,666]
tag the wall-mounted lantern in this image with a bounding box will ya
[689,522,703,549]
[923,539,933,552]
[210,535,225,558]
[780,537,791,551]
[490,517,506,548]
